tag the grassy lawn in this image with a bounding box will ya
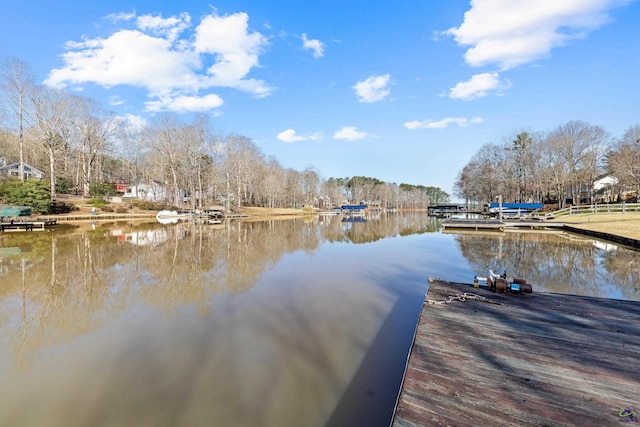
[551,212,640,240]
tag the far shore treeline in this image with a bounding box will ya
[0,57,449,214]
[454,122,640,210]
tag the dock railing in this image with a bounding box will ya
[533,202,640,220]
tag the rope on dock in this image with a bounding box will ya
[425,292,503,306]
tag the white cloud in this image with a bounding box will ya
[136,12,191,42]
[445,0,628,70]
[277,129,323,143]
[108,95,124,106]
[352,74,391,103]
[301,33,325,58]
[449,72,511,100]
[277,129,306,143]
[105,11,136,22]
[333,126,367,141]
[194,11,270,95]
[145,93,223,112]
[404,117,483,130]
[44,10,272,113]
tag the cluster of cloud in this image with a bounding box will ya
[44,9,337,115]
[41,1,628,140]
[45,10,273,113]
[443,0,626,100]
[277,126,368,143]
[277,72,389,143]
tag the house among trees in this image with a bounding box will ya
[0,157,45,180]
[123,182,170,202]
[593,175,619,203]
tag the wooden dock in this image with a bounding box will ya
[392,278,640,426]
[441,218,566,232]
[0,219,57,232]
[441,219,505,231]
[36,213,157,222]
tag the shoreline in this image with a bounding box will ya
[550,212,640,249]
[10,209,640,250]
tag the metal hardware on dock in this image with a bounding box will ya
[474,269,533,294]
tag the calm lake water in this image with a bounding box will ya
[0,213,638,426]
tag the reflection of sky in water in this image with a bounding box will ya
[0,227,431,426]
[0,271,396,426]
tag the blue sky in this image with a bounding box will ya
[1,1,639,195]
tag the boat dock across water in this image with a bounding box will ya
[441,218,567,232]
[392,278,640,426]
[0,219,57,232]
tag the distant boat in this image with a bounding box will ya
[156,210,191,224]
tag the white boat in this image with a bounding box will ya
[156,210,191,224]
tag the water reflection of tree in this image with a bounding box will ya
[1,231,135,370]
[4,215,636,369]
[600,247,640,300]
[0,214,441,368]
[322,213,440,244]
[455,232,640,299]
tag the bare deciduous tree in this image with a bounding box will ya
[608,125,640,201]
[26,84,73,200]
[546,120,608,206]
[70,96,118,197]
[1,57,34,181]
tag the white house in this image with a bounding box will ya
[593,175,618,192]
[0,158,45,180]
[593,175,619,203]
[123,182,169,202]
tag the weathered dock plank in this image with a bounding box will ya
[392,278,640,426]
[441,219,505,231]
[441,218,567,232]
